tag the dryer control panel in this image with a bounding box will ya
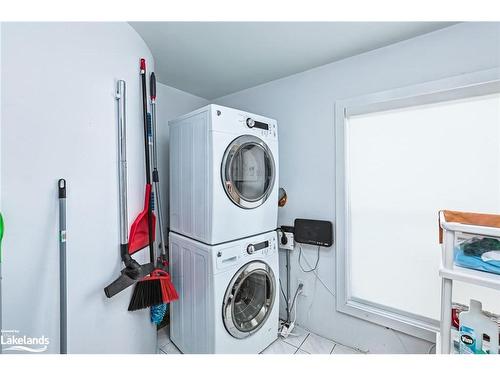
[240,114,278,140]
[212,104,277,139]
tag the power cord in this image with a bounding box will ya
[427,343,436,354]
[278,278,289,313]
[390,328,436,354]
[298,245,335,297]
[289,282,303,314]
[290,287,302,326]
[390,328,409,354]
[298,244,320,272]
[279,283,303,338]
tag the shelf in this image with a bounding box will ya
[440,265,500,291]
[438,211,500,354]
[437,328,499,354]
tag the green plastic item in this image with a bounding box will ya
[0,212,3,355]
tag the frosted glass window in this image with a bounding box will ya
[347,94,500,321]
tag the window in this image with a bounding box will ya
[335,69,500,340]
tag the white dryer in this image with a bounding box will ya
[169,104,279,245]
[169,230,279,354]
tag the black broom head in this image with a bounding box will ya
[128,278,163,311]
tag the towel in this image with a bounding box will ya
[482,250,500,264]
[455,248,500,275]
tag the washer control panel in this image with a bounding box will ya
[245,235,277,257]
[215,234,277,270]
[246,241,267,255]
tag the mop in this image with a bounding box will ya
[58,179,68,354]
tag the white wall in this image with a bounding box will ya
[0,22,204,354]
[214,22,500,353]
[155,83,209,233]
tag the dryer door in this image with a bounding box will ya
[223,261,276,339]
[222,135,276,209]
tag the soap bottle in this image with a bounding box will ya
[459,299,499,354]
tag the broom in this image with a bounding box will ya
[128,58,178,312]
[128,270,178,311]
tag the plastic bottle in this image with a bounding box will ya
[459,299,499,354]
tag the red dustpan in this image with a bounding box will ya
[129,183,156,254]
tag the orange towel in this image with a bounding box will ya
[439,210,500,243]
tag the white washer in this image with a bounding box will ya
[169,230,279,354]
[169,104,279,245]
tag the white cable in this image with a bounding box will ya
[391,328,409,354]
[427,343,436,354]
[289,284,301,310]
[298,245,335,297]
[287,288,302,337]
[298,244,320,272]
[391,327,436,354]
[291,289,300,325]
[279,285,303,338]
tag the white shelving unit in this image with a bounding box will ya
[438,211,500,354]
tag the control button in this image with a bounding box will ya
[217,251,222,257]
[246,118,255,128]
[247,244,255,255]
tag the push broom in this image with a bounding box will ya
[128,59,178,312]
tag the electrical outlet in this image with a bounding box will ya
[278,231,294,250]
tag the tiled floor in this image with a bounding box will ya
[261,324,363,354]
[158,327,180,354]
[157,324,364,355]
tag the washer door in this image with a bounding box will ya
[223,261,276,339]
[222,135,276,209]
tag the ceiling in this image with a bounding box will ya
[130,22,456,100]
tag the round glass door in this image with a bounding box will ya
[223,261,276,339]
[222,135,276,209]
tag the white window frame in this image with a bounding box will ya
[335,68,500,342]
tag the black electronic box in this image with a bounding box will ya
[293,219,333,247]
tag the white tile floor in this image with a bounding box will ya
[261,324,364,354]
[157,324,364,355]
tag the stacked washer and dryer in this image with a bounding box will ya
[168,105,280,354]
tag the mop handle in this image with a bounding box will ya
[116,80,128,246]
[58,179,67,354]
